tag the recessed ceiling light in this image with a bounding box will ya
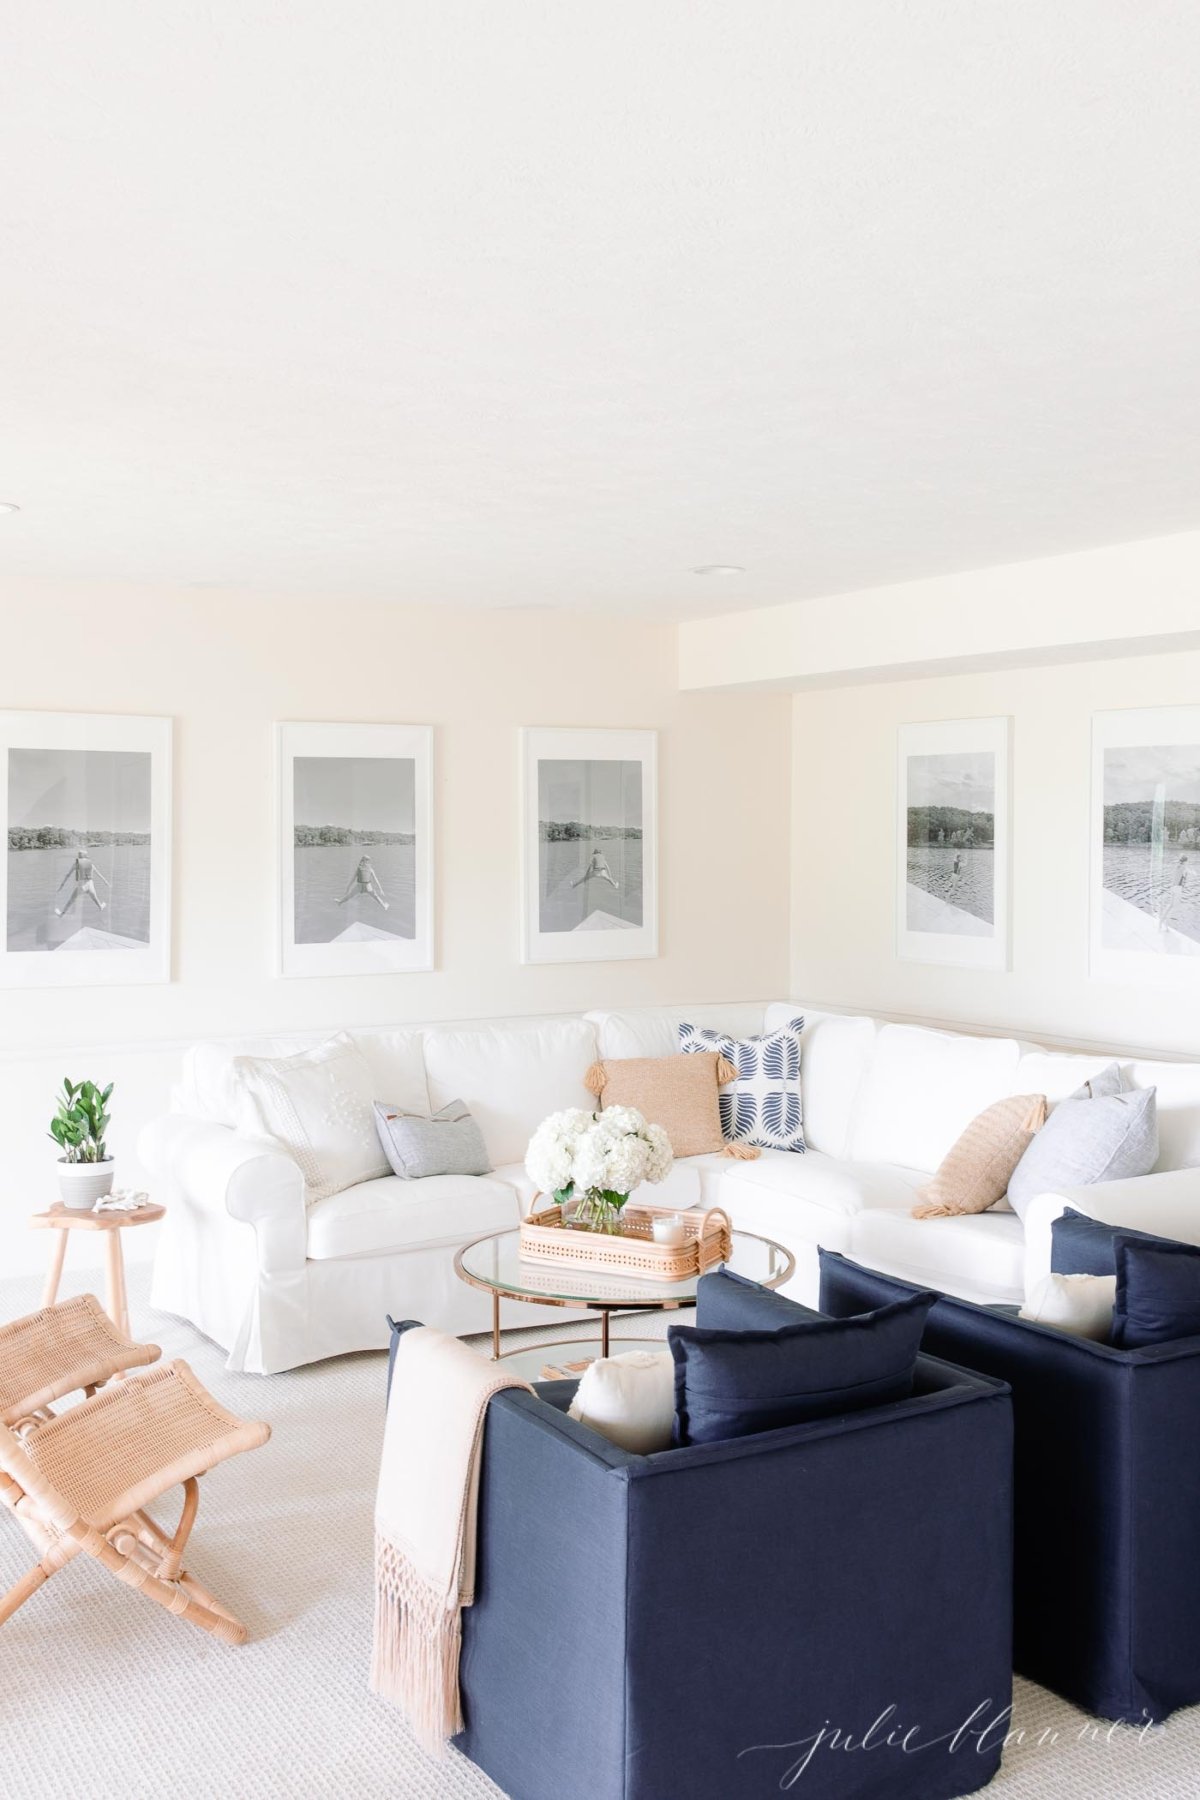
[690,563,744,576]
[0,502,20,516]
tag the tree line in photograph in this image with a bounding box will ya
[293,826,415,846]
[539,821,642,841]
[1104,800,1200,845]
[7,827,150,850]
[906,807,995,846]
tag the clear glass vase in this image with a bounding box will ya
[570,1189,628,1234]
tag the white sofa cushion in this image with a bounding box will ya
[231,1033,390,1203]
[423,1018,598,1168]
[850,1023,1023,1174]
[712,1148,924,1216]
[306,1172,521,1260]
[765,1006,877,1158]
[184,1026,428,1128]
[850,1207,1026,1305]
[585,1003,770,1060]
[707,1153,927,1280]
[1015,1049,1200,1172]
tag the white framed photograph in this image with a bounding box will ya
[896,716,1011,971]
[521,727,657,964]
[1091,707,1200,987]
[277,722,433,978]
[1,711,172,988]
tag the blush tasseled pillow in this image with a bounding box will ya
[583,1053,760,1161]
[911,1093,1048,1219]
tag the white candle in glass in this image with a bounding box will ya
[651,1214,686,1248]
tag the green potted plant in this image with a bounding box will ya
[49,1077,115,1209]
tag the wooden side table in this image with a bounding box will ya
[29,1202,165,1336]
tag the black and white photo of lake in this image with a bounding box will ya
[538,758,643,934]
[7,747,152,953]
[905,749,995,937]
[293,755,416,944]
[1101,744,1200,954]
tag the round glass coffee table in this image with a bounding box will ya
[454,1227,795,1379]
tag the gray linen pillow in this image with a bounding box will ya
[1007,1085,1158,1220]
[373,1100,491,1179]
[1070,1062,1125,1100]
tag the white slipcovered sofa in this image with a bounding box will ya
[139,1000,1200,1373]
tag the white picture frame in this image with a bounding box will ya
[521,726,658,965]
[1090,706,1200,987]
[276,721,434,979]
[0,710,172,988]
[896,716,1011,971]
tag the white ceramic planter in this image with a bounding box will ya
[56,1159,115,1210]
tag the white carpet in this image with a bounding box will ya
[2,1270,1198,1800]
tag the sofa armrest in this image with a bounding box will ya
[1023,1168,1200,1298]
[137,1115,307,1277]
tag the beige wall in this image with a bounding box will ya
[792,647,1200,1058]
[0,581,792,1276]
[681,529,1200,691]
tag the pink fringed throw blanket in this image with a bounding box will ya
[371,1326,530,1754]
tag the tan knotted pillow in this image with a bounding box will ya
[912,1093,1048,1219]
[583,1053,760,1161]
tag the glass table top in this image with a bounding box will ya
[456,1227,794,1308]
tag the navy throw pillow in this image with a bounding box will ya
[1051,1207,1178,1277]
[695,1267,819,1332]
[1112,1236,1200,1349]
[668,1290,936,1447]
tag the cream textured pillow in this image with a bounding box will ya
[568,1350,675,1452]
[1020,1274,1116,1342]
[911,1093,1048,1219]
[232,1032,389,1203]
[583,1053,758,1160]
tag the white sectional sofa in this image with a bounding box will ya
[139,999,1200,1373]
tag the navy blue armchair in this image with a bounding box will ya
[390,1312,1014,1800]
[819,1249,1200,1725]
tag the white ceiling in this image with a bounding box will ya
[3,3,1200,619]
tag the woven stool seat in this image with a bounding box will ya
[20,1360,270,1531]
[2,1302,269,1647]
[0,1294,159,1425]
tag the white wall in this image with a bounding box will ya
[681,528,1200,691]
[791,647,1200,1058]
[0,581,792,1277]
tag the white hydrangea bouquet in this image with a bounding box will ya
[525,1106,673,1233]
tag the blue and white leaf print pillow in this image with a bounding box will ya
[678,1017,806,1153]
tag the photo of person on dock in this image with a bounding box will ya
[904,748,995,939]
[54,849,111,916]
[538,758,643,934]
[1101,742,1200,957]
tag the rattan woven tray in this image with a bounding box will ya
[519,1199,732,1282]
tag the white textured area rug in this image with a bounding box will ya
[1,1271,1197,1800]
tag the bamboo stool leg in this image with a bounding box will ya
[0,1561,51,1625]
[69,1520,247,1645]
[41,1230,69,1309]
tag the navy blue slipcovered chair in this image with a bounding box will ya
[390,1291,1013,1800]
[819,1249,1200,1725]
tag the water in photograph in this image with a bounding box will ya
[294,843,415,943]
[7,843,152,951]
[907,843,994,926]
[1103,842,1200,946]
[539,838,643,932]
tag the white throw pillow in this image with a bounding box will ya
[231,1032,389,1203]
[1019,1274,1117,1342]
[567,1350,675,1453]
